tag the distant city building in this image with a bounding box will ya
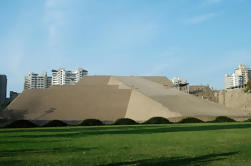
[234,65,250,85]
[225,73,244,89]
[10,91,19,101]
[5,91,20,103]
[24,68,88,89]
[52,68,88,85]
[225,65,251,89]
[0,75,7,104]
[24,72,52,89]
[172,77,189,93]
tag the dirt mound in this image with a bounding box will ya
[5,76,249,122]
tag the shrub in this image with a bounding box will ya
[79,119,104,126]
[144,117,170,124]
[244,81,251,93]
[43,120,68,127]
[114,118,137,125]
[4,120,38,128]
[244,118,251,122]
[209,116,236,123]
[179,117,204,123]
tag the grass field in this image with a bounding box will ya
[1,123,251,166]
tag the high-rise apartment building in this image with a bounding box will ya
[225,64,251,89]
[234,65,250,84]
[24,68,88,89]
[248,69,251,82]
[52,68,88,85]
[0,75,7,104]
[24,72,52,89]
[225,73,244,89]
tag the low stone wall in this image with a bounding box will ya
[189,86,217,102]
[214,89,251,114]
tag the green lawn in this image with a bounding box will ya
[1,123,251,166]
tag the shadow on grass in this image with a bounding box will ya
[0,139,65,145]
[0,147,97,158]
[0,125,158,133]
[7,123,251,138]
[0,159,22,166]
[99,151,239,166]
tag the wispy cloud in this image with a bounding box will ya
[185,13,217,24]
[147,47,185,76]
[43,0,71,68]
[201,0,223,7]
[44,0,67,47]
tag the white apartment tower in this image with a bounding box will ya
[225,73,244,89]
[225,64,251,89]
[24,72,52,89]
[234,65,250,85]
[52,68,88,85]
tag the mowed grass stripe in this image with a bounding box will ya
[1,123,251,166]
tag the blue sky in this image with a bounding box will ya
[0,0,251,94]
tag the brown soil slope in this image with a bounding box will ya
[116,77,246,118]
[5,76,131,121]
[3,76,248,121]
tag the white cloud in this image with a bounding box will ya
[185,13,217,24]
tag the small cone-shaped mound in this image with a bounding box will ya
[79,119,104,126]
[4,120,38,128]
[179,117,204,123]
[144,117,170,124]
[210,116,236,123]
[43,120,68,127]
[114,118,137,125]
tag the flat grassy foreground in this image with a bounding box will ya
[1,123,251,166]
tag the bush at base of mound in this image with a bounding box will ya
[43,120,68,127]
[79,119,104,126]
[144,117,170,124]
[114,118,138,125]
[244,118,251,122]
[209,116,236,123]
[178,117,204,123]
[4,120,38,128]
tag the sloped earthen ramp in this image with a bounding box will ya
[3,76,248,121]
